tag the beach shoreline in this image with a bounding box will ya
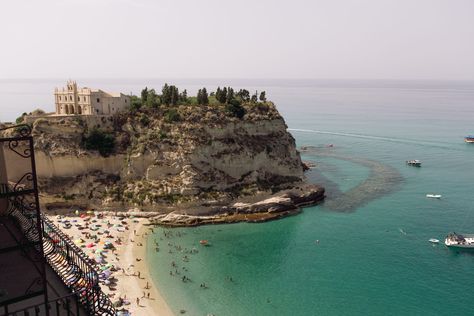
[46,213,174,316]
[116,219,175,316]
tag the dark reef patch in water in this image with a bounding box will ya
[301,148,404,212]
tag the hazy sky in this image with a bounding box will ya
[1,0,474,80]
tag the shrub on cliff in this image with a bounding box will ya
[164,109,181,122]
[226,99,246,119]
[15,112,27,124]
[83,128,115,157]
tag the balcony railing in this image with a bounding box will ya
[1,124,116,316]
[42,215,116,315]
[3,292,83,316]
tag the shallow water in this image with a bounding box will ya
[145,80,474,316]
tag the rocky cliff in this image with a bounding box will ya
[5,102,324,223]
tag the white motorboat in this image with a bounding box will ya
[406,160,422,167]
[429,238,439,244]
[445,233,474,249]
[426,194,442,199]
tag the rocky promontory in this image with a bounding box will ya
[5,89,324,225]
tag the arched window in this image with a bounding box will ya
[77,106,82,114]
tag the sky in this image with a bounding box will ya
[0,0,474,80]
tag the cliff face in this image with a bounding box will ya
[6,102,323,215]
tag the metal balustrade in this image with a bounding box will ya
[1,124,116,316]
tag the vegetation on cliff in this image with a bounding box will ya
[24,84,310,212]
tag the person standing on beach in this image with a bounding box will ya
[136,297,139,306]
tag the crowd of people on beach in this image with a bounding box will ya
[50,211,235,315]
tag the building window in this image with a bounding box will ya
[97,98,100,103]
[78,96,80,101]
[125,99,127,103]
[70,95,72,101]
[84,96,86,101]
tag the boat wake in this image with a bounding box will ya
[289,128,459,151]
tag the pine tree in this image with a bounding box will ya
[161,83,171,105]
[216,87,222,102]
[221,87,228,103]
[251,91,258,103]
[170,85,179,105]
[236,89,250,102]
[259,91,266,102]
[146,89,158,108]
[197,89,202,104]
[201,88,209,105]
[141,87,148,105]
[180,89,188,103]
[226,87,234,104]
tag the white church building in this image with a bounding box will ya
[54,81,130,115]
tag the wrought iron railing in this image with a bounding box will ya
[2,292,83,316]
[1,124,116,316]
[42,216,116,315]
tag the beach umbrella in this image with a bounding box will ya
[80,214,87,218]
[87,210,94,214]
[86,243,95,248]
[75,210,80,215]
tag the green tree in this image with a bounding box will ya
[197,89,202,104]
[83,129,115,157]
[226,99,245,118]
[169,85,179,105]
[146,89,159,108]
[15,112,27,124]
[236,89,250,102]
[130,95,142,111]
[251,91,258,103]
[201,88,209,105]
[161,83,171,105]
[221,87,228,103]
[259,91,266,102]
[180,89,188,103]
[141,87,149,105]
[226,87,234,104]
[216,87,222,102]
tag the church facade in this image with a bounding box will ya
[54,81,130,115]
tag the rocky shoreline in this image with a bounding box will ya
[54,183,325,227]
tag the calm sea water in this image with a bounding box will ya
[2,79,474,315]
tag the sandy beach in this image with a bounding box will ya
[47,212,174,316]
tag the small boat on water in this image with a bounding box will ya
[464,135,474,143]
[445,233,474,248]
[406,160,422,167]
[426,194,442,199]
[429,238,440,244]
[200,240,209,246]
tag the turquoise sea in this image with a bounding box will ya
[144,80,474,316]
[2,79,474,315]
